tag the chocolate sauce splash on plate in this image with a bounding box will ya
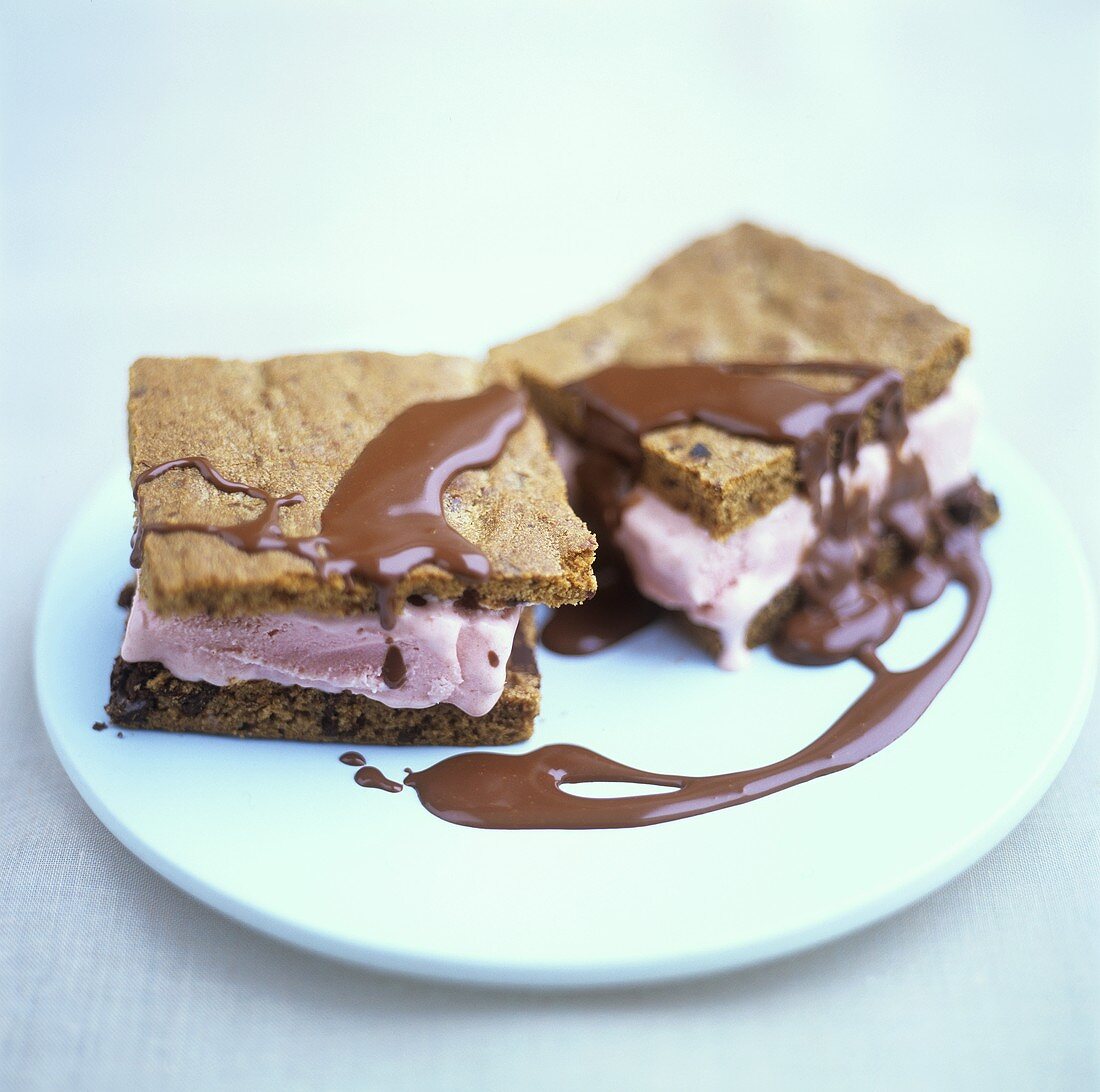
[395,363,998,830]
[541,442,661,655]
[354,766,404,793]
[340,751,403,791]
[126,358,995,831]
[541,562,662,656]
[404,500,990,829]
[131,385,528,627]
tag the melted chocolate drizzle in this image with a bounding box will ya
[404,502,990,828]
[541,562,661,656]
[569,362,904,480]
[544,361,931,664]
[130,385,528,627]
[395,363,997,830]
[340,751,404,791]
[127,358,995,831]
[354,765,404,792]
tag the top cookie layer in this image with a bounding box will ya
[129,352,596,617]
[489,224,969,536]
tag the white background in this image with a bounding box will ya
[2,1,1097,1089]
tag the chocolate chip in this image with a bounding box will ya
[943,481,995,527]
[946,496,980,525]
[456,588,481,613]
[689,443,711,460]
[180,690,212,716]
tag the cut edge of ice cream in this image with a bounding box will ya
[121,591,523,717]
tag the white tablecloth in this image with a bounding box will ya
[2,2,1096,1088]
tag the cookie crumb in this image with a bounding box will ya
[92,721,107,732]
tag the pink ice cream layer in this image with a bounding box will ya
[615,377,981,670]
[121,592,523,717]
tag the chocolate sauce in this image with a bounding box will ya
[544,361,917,663]
[542,441,661,655]
[487,650,500,668]
[569,362,904,485]
[131,386,528,627]
[541,562,662,655]
[354,765,404,792]
[403,512,990,829]
[945,478,998,526]
[339,750,404,791]
[130,358,996,831]
[130,457,304,566]
[398,362,996,830]
[508,621,538,676]
[382,645,407,689]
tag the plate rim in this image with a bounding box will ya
[34,430,1098,988]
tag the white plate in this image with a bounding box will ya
[35,433,1096,988]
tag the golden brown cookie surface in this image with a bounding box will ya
[130,352,596,616]
[491,223,968,536]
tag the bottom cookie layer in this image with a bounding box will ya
[106,610,540,746]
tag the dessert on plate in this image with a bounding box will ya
[491,224,998,668]
[106,352,595,744]
[98,230,1002,828]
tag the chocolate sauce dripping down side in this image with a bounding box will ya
[130,386,528,628]
[404,503,991,829]
[569,362,903,477]
[544,362,911,660]
[308,385,528,627]
[399,362,995,830]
